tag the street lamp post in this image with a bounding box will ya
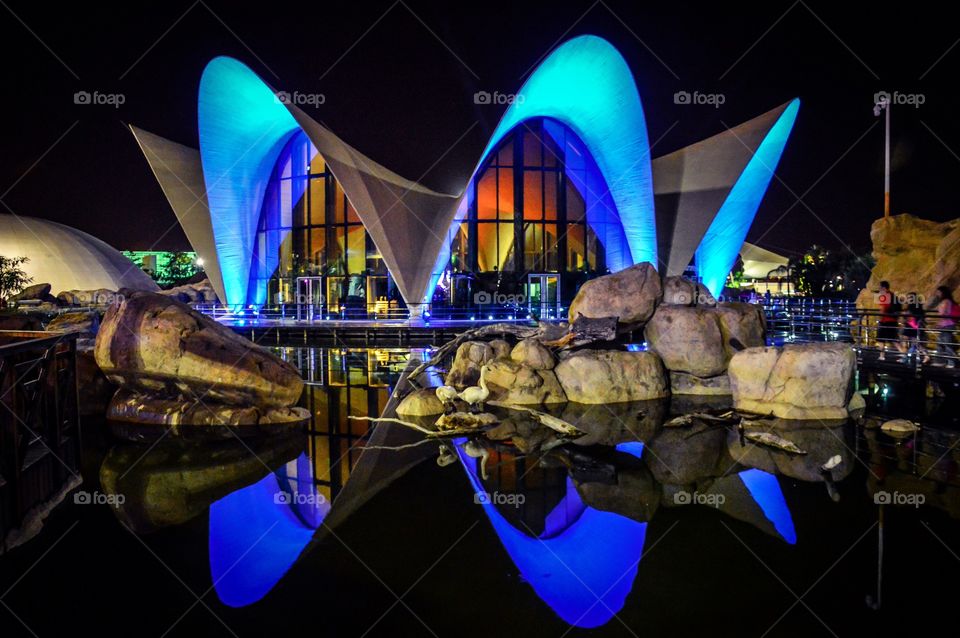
[874,95,891,218]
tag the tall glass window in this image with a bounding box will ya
[250,131,388,309]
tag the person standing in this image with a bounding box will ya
[876,281,900,361]
[930,286,957,368]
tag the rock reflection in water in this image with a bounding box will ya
[99,433,304,533]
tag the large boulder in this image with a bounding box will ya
[661,276,697,306]
[644,306,726,377]
[645,302,766,380]
[95,292,303,409]
[728,343,856,419]
[510,338,555,370]
[57,288,119,306]
[555,350,669,403]
[396,388,445,416]
[46,311,100,339]
[446,341,495,389]
[480,359,566,405]
[858,214,960,309]
[568,262,662,326]
[9,283,52,303]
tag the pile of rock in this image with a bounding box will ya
[94,291,307,438]
[158,279,219,304]
[398,261,856,423]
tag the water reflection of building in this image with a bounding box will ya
[274,347,412,504]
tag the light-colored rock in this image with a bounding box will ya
[728,343,856,419]
[644,306,726,377]
[715,302,766,351]
[661,276,696,306]
[489,339,512,359]
[645,303,765,378]
[858,214,960,310]
[95,291,303,408]
[568,262,662,326]
[9,283,52,302]
[510,338,555,370]
[480,358,566,405]
[396,388,445,416]
[555,349,669,403]
[847,392,866,415]
[446,340,495,389]
[669,371,731,395]
[107,389,309,427]
[880,418,919,438]
[695,283,717,307]
[46,311,99,338]
[57,288,119,306]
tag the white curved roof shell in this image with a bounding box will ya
[0,215,159,294]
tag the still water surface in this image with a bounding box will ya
[2,347,959,637]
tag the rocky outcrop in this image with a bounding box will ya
[669,371,731,395]
[9,283,53,303]
[568,262,662,327]
[57,288,119,306]
[857,214,960,310]
[95,292,306,430]
[480,358,566,405]
[96,292,302,407]
[645,306,726,377]
[645,302,765,394]
[728,343,856,419]
[158,278,219,304]
[510,338,555,370]
[396,388,446,416]
[574,466,660,523]
[446,341,496,389]
[555,350,668,403]
[46,311,99,339]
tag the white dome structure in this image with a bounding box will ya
[0,215,159,294]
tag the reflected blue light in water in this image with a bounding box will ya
[541,477,587,539]
[455,441,646,628]
[209,459,318,607]
[738,469,797,544]
[615,441,645,458]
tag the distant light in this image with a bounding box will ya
[196,257,205,266]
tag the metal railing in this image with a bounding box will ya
[761,300,960,372]
[0,331,81,551]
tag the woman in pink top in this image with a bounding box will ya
[933,286,957,368]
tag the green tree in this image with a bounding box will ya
[0,255,32,303]
[789,245,873,299]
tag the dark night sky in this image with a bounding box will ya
[2,0,958,258]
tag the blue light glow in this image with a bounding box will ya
[208,455,321,607]
[478,35,657,267]
[738,469,797,544]
[615,441,645,458]
[695,99,800,296]
[455,441,647,628]
[198,56,300,306]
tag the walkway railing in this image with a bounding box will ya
[761,299,960,372]
[0,331,81,551]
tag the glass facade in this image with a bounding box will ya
[445,117,629,308]
[250,131,391,312]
